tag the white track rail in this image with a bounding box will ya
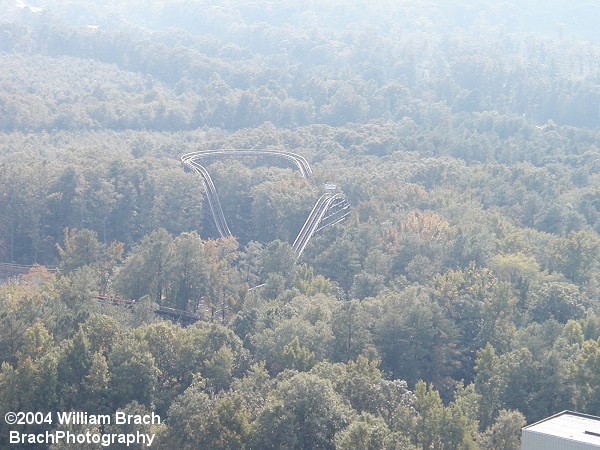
[181,149,349,257]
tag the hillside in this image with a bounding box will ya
[1,1,600,449]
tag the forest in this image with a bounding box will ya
[1,0,600,448]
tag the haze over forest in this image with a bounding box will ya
[1,1,600,449]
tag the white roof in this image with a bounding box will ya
[523,411,600,447]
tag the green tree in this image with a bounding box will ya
[168,231,207,311]
[46,167,84,240]
[56,228,123,295]
[114,228,174,303]
[549,230,600,286]
[374,288,459,387]
[80,313,122,354]
[331,299,373,362]
[334,413,391,450]
[569,339,600,414]
[0,160,48,263]
[0,284,52,364]
[478,409,526,450]
[350,271,385,300]
[311,356,405,417]
[108,336,160,408]
[105,401,164,450]
[410,381,449,450]
[161,379,251,450]
[400,381,479,450]
[0,348,60,445]
[279,336,317,372]
[150,168,204,236]
[260,239,298,286]
[201,237,242,322]
[312,237,361,292]
[526,280,588,324]
[177,323,248,392]
[56,328,93,409]
[56,228,103,273]
[82,350,111,414]
[251,313,333,373]
[251,372,352,450]
[474,343,501,429]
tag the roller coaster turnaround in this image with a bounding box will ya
[181,149,350,258]
[0,151,349,326]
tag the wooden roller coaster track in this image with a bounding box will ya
[181,149,350,258]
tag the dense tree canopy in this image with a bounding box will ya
[2,1,600,448]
